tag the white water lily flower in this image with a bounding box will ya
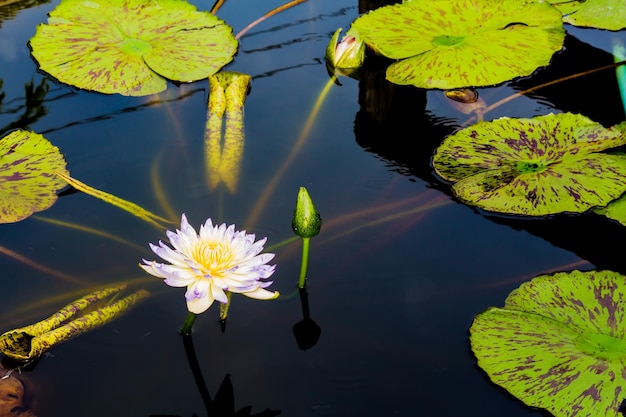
[141,214,278,314]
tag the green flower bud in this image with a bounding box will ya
[325,28,365,72]
[292,187,322,238]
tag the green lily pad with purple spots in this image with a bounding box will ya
[547,0,626,31]
[470,270,626,417]
[432,113,626,216]
[0,130,69,223]
[350,0,565,89]
[29,0,237,96]
[593,194,626,226]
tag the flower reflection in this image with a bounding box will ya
[140,214,278,314]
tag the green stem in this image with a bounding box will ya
[181,312,197,335]
[298,237,311,288]
[219,291,233,321]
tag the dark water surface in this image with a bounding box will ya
[1,1,625,416]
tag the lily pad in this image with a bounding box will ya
[29,0,237,96]
[432,113,626,216]
[595,194,626,226]
[0,130,68,223]
[350,0,565,89]
[548,0,626,31]
[470,270,626,417]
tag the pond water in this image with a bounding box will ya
[0,0,625,416]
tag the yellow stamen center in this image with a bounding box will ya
[191,240,235,278]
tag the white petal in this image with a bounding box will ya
[140,262,167,278]
[241,288,280,300]
[198,218,215,239]
[164,274,196,288]
[187,296,213,314]
[185,280,214,314]
[150,242,188,267]
[211,284,229,304]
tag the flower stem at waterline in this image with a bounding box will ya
[181,312,197,336]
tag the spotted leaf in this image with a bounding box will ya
[29,0,237,96]
[470,270,626,417]
[432,113,626,216]
[351,0,565,89]
[0,130,68,223]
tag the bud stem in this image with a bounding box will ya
[298,237,311,288]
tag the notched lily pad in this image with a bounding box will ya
[470,270,626,417]
[351,0,565,89]
[432,113,626,216]
[29,0,238,96]
[0,130,68,223]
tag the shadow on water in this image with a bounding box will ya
[512,34,626,127]
[352,31,626,276]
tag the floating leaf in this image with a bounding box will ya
[0,130,68,223]
[29,0,238,96]
[470,270,626,417]
[350,0,565,89]
[432,113,626,216]
[548,0,626,31]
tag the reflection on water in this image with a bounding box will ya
[0,78,49,136]
[0,0,50,28]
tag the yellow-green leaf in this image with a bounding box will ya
[29,0,238,96]
[432,113,626,216]
[351,0,565,89]
[471,270,626,417]
[0,130,68,223]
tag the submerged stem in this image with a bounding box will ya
[247,75,337,227]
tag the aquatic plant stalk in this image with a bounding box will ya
[181,313,197,336]
[247,75,337,227]
[209,0,226,14]
[219,291,233,322]
[55,171,172,229]
[34,216,147,252]
[235,0,308,39]
[467,60,626,126]
[613,38,626,115]
[150,151,181,223]
[298,237,311,288]
[0,245,88,286]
